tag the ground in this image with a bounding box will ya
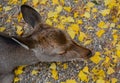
[0,0,120,83]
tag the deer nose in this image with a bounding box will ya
[87,50,92,58]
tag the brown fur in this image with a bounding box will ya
[0,5,92,83]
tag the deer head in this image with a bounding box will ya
[18,5,92,62]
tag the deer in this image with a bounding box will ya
[0,5,92,83]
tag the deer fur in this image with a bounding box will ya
[0,5,92,83]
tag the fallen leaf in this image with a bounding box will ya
[78,32,87,42]
[64,7,71,12]
[78,71,88,82]
[96,29,105,37]
[111,78,118,83]
[0,27,6,32]
[107,67,115,74]
[100,9,110,16]
[84,12,90,18]
[66,79,76,83]
[90,52,102,64]
[31,70,39,75]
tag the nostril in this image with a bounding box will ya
[87,50,92,58]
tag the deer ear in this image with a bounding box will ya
[21,5,41,27]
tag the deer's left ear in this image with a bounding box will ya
[21,5,41,28]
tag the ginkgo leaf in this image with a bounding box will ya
[69,24,80,34]
[96,79,105,83]
[77,19,83,25]
[90,52,102,64]
[78,32,87,42]
[96,29,105,37]
[32,0,39,6]
[3,6,12,11]
[50,63,57,70]
[111,78,118,83]
[84,12,90,18]
[14,77,20,83]
[52,0,59,5]
[40,0,48,5]
[0,27,6,32]
[78,71,88,82]
[46,19,53,26]
[51,69,58,80]
[55,5,63,13]
[64,7,71,12]
[17,12,22,22]
[97,21,105,28]
[66,79,76,83]
[67,29,75,39]
[92,8,98,13]
[31,70,39,75]
[107,67,115,74]
[14,65,26,75]
[85,2,95,8]
[83,66,89,73]
[63,63,68,69]
[22,0,27,4]
[16,25,24,36]
[8,0,18,4]
[100,9,110,16]
[84,40,92,45]
[116,50,120,57]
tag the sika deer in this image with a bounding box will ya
[0,5,92,83]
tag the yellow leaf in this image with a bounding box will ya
[17,13,22,22]
[104,0,116,9]
[40,0,47,5]
[60,0,64,5]
[116,50,120,57]
[77,19,83,25]
[102,56,110,66]
[51,69,58,80]
[78,32,87,42]
[83,66,89,73]
[85,2,95,8]
[110,23,115,28]
[31,70,39,75]
[46,19,53,26]
[92,68,105,78]
[66,79,76,83]
[74,12,79,18]
[84,12,90,18]
[100,9,110,16]
[32,0,39,6]
[66,16,74,23]
[111,78,118,83]
[107,67,115,74]
[52,0,59,5]
[96,79,105,83]
[63,63,68,69]
[55,5,63,13]
[14,65,26,75]
[96,29,105,37]
[84,40,92,45]
[22,0,27,4]
[16,25,23,36]
[8,0,18,4]
[90,52,102,64]
[0,5,2,11]
[57,23,65,30]
[3,6,12,11]
[64,7,71,12]
[50,63,57,70]
[69,24,79,34]
[67,29,75,39]
[113,34,118,41]
[14,77,20,83]
[92,8,98,13]
[0,27,6,32]
[78,71,88,82]
[48,11,58,18]
[97,21,105,28]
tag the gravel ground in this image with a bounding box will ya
[0,0,120,83]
